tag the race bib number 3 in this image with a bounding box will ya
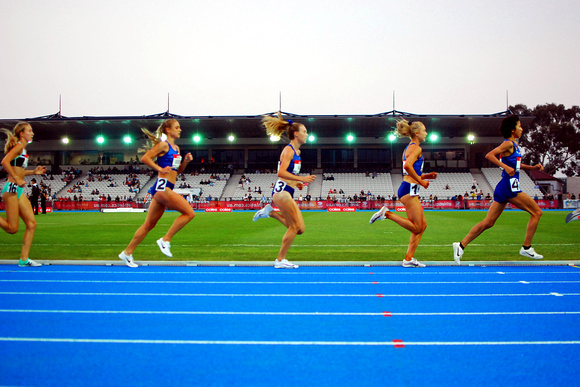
[410,183,420,196]
[273,180,287,194]
[510,178,521,193]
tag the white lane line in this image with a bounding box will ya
[1,291,579,297]
[1,337,580,346]
[2,270,580,276]
[1,309,580,317]
[2,279,580,285]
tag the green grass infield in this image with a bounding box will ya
[1,210,578,262]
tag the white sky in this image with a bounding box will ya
[1,0,579,119]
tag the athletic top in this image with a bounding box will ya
[499,140,521,180]
[278,144,301,175]
[402,143,423,177]
[10,145,29,168]
[156,141,182,171]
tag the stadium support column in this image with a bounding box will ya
[353,147,358,169]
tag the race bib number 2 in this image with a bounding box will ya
[155,178,168,192]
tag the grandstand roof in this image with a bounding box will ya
[0,110,534,142]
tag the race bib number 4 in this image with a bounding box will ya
[510,178,521,193]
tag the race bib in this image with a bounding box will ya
[515,157,521,172]
[155,178,168,192]
[410,183,420,196]
[510,178,521,193]
[273,180,287,194]
[7,182,18,194]
[292,160,301,175]
[172,154,182,170]
[22,154,29,168]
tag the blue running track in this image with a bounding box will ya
[1,264,579,386]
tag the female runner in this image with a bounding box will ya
[452,115,544,263]
[118,119,194,267]
[252,113,316,269]
[1,122,46,267]
[370,119,437,267]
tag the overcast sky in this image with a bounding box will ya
[1,0,579,119]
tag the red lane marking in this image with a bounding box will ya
[392,339,405,348]
[376,294,384,298]
[372,281,379,284]
[382,311,392,317]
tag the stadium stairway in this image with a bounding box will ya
[471,168,494,197]
[220,173,244,200]
[308,169,324,199]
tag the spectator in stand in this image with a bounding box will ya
[118,119,194,268]
[252,112,316,269]
[453,115,544,264]
[1,122,46,266]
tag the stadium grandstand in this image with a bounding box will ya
[1,109,555,210]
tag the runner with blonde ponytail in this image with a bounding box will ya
[253,112,316,268]
[1,122,46,267]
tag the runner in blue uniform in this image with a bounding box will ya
[453,114,544,263]
[252,112,316,269]
[1,122,46,267]
[118,119,193,267]
[370,119,437,268]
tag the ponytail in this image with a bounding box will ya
[2,122,30,153]
[139,119,176,154]
[261,112,299,140]
[396,119,423,139]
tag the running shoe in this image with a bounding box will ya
[369,206,389,224]
[274,259,299,269]
[18,258,42,267]
[402,258,426,268]
[565,209,580,223]
[519,247,543,259]
[118,251,138,268]
[452,242,464,265]
[157,238,173,258]
[253,204,273,222]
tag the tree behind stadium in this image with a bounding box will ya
[510,103,580,176]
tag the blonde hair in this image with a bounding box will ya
[139,119,177,154]
[396,119,424,139]
[2,122,30,153]
[261,112,299,140]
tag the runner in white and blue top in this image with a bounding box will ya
[1,122,47,267]
[252,112,317,269]
[118,119,194,267]
[452,114,545,264]
[369,119,438,268]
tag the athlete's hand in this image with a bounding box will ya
[505,166,515,176]
[420,179,429,189]
[184,153,193,162]
[34,166,46,175]
[296,182,304,190]
[423,172,437,180]
[15,177,26,187]
[535,163,544,171]
[302,175,316,183]
[159,166,172,175]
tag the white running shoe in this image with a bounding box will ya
[118,252,138,268]
[274,259,299,269]
[19,258,42,267]
[369,206,389,224]
[519,247,543,259]
[157,238,173,258]
[452,242,464,265]
[253,204,273,222]
[402,258,426,268]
